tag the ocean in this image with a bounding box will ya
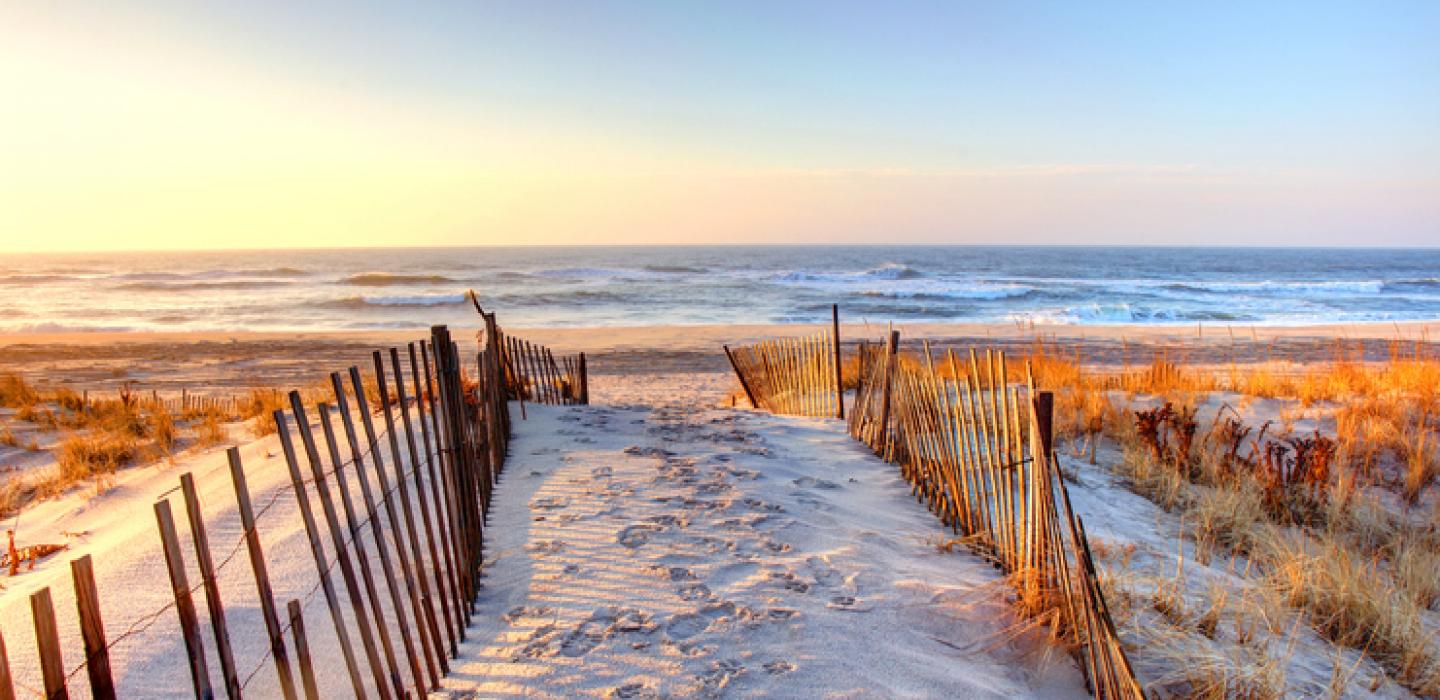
[1,246,1438,332]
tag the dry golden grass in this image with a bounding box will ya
[240,387,288,437]
[148,405,177,455]
[195,413,230,449]
[1256,533,1440,695]
[1018,341,1440,695]
[0,373,40,409]
[0,476,29,518]
[48,430,138,495]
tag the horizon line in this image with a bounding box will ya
[6,242,1440,256]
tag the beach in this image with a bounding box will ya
[2,318,1439,697]
[5,320,1439,394]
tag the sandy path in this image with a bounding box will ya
[437,374,1084,698]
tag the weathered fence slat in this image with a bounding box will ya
[70,555,116,700]
[227,448,299,700]
[315,397,414,698]
[154,501,212,700]
[274,411,368,698]
[285,601,320,700]
[392,347,460,660]
[371,352,445,684]
[179,472,242,699]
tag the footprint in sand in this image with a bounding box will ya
[675,581,714,601]
[826,595,872,611]
[608,682,657,699]
[664,612,709,640]
[648,565,697,581]
[792,476,841,490]
[525,540,565,555]
[530,496,569,510]
[767,571,811,593]
[617,523,664,548]
[696,659,746,694]
[560,608,655,657]
[502,605,555,623]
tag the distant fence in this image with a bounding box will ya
[722,304,843,418]
[0,317,513,699]
[725,320,1143,699]
[498,335,587,407]
[467,291,587,408]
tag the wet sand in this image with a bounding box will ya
[2,320,1437,395]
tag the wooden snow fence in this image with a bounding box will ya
[722,304,844,418]
[496,334,587,407]
[466,291,587,408]
[726,323,1144,699]
[0,322,511,699]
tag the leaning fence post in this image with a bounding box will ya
[878,330,900,453]
[287,601,320,700]
[155,499,213,700]
[70,555,116,700]
[179,472,242,699]
[30,587,68,700]
[578,352,589,405]
[724,345,759,409]
[227,448,299,700]
[274,410,369,699]
[832,304,844,420]
[291,394,399,700]
[0,629,14,700]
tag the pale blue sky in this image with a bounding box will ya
[2,1,1437,250]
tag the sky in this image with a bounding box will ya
[1,1,1437,252]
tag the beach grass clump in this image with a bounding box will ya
[1107,392,1440,695]
[0,373,40,409]
[52,430,138,489]
[240,388,287,437]
[0,476,30,518]
[195,412,229,449]
[148,405,177,454]
[1257,533,1440,695]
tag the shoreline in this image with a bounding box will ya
[3,318,1437,348]
[1,321,1436,394]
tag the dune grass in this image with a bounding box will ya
[1001,342,1440,695]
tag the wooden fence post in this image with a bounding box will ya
[291,393,400,699]
[286,601,320,700]
[878,330,900,454]
[70,555,116,700]
[226,448,299,700]
[67,558,115,700]
[0,630,14,700]
[311,398,408,699]
[154,500,212,700]
[30,587,68,700]
[578,352,589,405]
[832,305,844,420]
[179,473,241,699]
[410,343,470,634]
[390,347,460,660]
[369,352,445,684]
[723,345,759,409]
[273,409,370,699]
